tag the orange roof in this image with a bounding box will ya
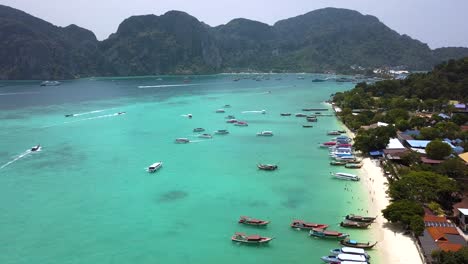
[437,243,463,252]
[424,215,447,222]
[427,227,447,241]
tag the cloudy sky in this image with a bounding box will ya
[1,0,467,48]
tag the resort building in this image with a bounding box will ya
[418,213,466,263]
[457,208,468,232]
[459,152,468,164]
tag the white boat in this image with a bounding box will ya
[330,247,369,259]
[257,131,273,136]
[40,81,61,86]
[261,110,266,114]
[214,129,229,135]
[198,133,213,139]
[31,145,41,152]
[331,172,360,181]
[148,162,163,173]
[216,109,225,113]
[175,138,190,143]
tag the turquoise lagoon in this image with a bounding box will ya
[0,75,373,264]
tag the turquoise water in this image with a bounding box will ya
[0,75,373,264]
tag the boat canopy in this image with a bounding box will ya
[338,254,367,261]
[341,247,366,254]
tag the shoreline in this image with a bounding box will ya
[337,119,424,264]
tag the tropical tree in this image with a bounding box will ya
[426,140,452,160]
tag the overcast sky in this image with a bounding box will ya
[1,0,467,48]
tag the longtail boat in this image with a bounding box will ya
[330,161,346,166]
[345,214,376,223]
[340,220,372,229]
[231,232,273,244]
[290,220,329,230]
[257,164,278,171]
[309,228,349,239]
[238,216,270,226]
[340,238,377,249]
[345,163,363,169]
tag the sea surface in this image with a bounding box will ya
[0,74,374,264]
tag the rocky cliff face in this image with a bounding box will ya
[0,5,467,79]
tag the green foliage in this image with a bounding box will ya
[388,171,458,204]
[353,126,396,153]
[432,246,468,264]
[419,127,441,140]
[382,200,424,230]
[426,140,453,160]
[436,159,468,179]
[396,119,411,131]
[385,108,410,124]
[409,215,425,236]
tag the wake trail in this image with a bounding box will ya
[0,150,32,170]
[65,113,123,124]
[241,110,266,114]
[73,109,109,116]
[138,84,200,89]
[0,92,41,96]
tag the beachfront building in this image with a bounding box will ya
[419,213,466,263]
[405,140,456,155]
[459,152,468,165]
[383,138,409,161]
[457,208,468,232]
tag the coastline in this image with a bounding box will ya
[337,118,424,264]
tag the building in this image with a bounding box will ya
[458,208,468,232]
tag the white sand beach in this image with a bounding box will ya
[360,158,424,264]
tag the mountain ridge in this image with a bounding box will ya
[0,5,467,79]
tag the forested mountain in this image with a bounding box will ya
[1,4,468,79]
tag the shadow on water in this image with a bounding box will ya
[248,200,269,208]
[157,190,189,203]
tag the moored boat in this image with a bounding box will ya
[198,133,213,139]
[64,114,74,117]
[235,121,248,126]
[224,104,231,108]
[225,115,236,119]
[330,161,346,166]
[175,138,190,144]
[290,220,329,230]
[330,247,370,259]
[327,130,342,135]
[238,216,270,226]
[340,238,377,249]
[309,228,349,239]
[257,164,278,171]
[231,232,273,244]
[214,129,229,135]
[40,80,61,86]
[345,214,377,223]
[226,119,238,123]
[331,172,360,181]
[345,163,363,169]
[320,253,367,263]
[216,109,225,113]
[306,117,318,122]
[31,145,41,152]
[147,162,163,173]
[340,219,372,228]
[295,113,307,117]
[257,131,273,136]
[303,125,313,128]
[193,128,205,132]
[280,113,292,116]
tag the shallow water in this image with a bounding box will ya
[0,75,374,264]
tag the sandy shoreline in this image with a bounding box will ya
[338,121,424,264]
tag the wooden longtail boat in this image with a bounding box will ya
[345,214,377,223]
[231,232,273,244]
[330,161,346,166]
[340,220,372,228]
[238,216,270,226]
[309,228,349,239]
[290,220,329,230]
[345,163,363,169]
[340,238,377,249]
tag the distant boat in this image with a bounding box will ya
[295,113,307,117]
[40,81,61,86]
[302,125,313,128]
[235,121,248,126]
[261,110,266,114]
[224,104,231,108]
[64,114,74,117]
[214,129,229,135]
[340,238,378,249]
[327,130,342,136]
[345,163,363,169]
[257,164,278,171]
[297,76,305,80]
[187,114,192,119]
[117,112,126,115]
[345,214,377,223]
[175,138,190,144]
[147,162,163,173]
[330,247,370,259]
[231,232,273,244]
[340,219,372,229]
[225,115,236,119]
[216,109,225,113]
[306,117,317,122]
[257,131,273,136]
[238,216,270,226]
[198,133,212,139]
[193,128,205,132]
[331,172,360,181]
[309,228,349,239]
[226,119,238,124]
[290,220,328,230]
[280,113,292,116]
[320,253,367,263]
[31,144,41,152]
[330,161,346,166]
[312,78,326,82]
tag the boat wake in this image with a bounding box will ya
[241,110,266,114]
[138,84,200,89]
[72,109,108,117]
[0,92,41,96]
[0,149,36,170]
[187,140,204,143]
[65,112,124,124]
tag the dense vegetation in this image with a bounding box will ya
[432,247,468,264]
[1,5,468,79]
[333,57,468,237]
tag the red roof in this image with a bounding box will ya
[461,126,468,132]
[438,243,463,252]
[421,157,443,164]
[424,215,448,222]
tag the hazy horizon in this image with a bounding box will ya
[1,0,468,49]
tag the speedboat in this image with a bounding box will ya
[175,138,190,144]
[290,220,328,230]
[235,121,248,126]
[226,119,238,124]
[224,104,231,108]
[214,129,229,135]
[320,254,367,263]
[193,128,205,132]
[216,109,225,113]
[295,113,307,117]
[40,81,61,86]
[64,114,74,117]
[257,131,273,136]
[31,145,41,152]
[238,216,270,226]
[117,112,126,115]
[330,247,370,259]
[225,115,236,119]
[345,163,363,169]
[331,172,360,181]
[231,232,273,244]
[187,114,192,119]
[280,113,292,116]
[147,162,163,173]
[261,110,266,114]
[198,133,213,139]
[309,228,349,239]
[257,164,278,171]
